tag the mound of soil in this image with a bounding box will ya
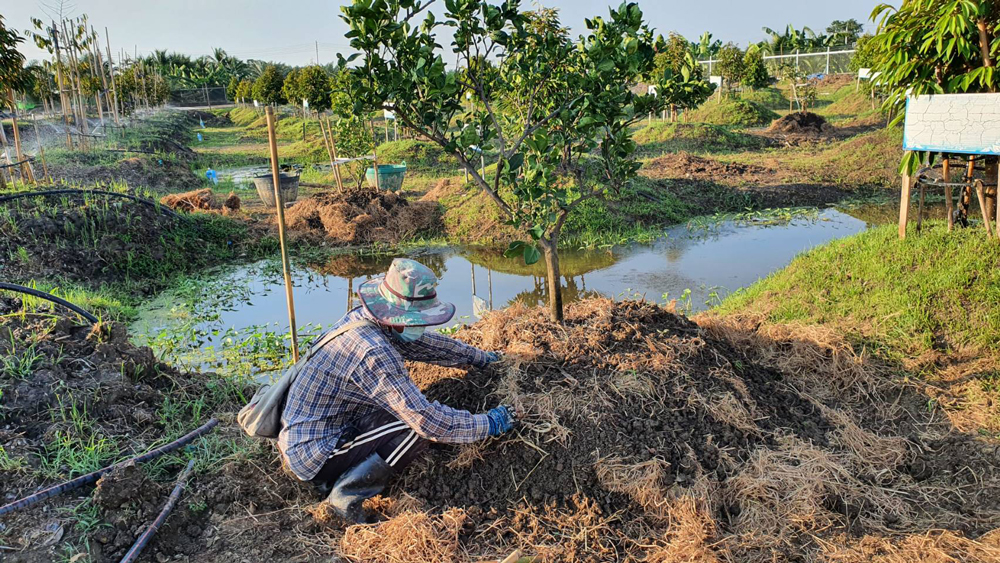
[2,296,1000,562]
[768,111,834,136]
[0,297,329,563]
[285,186,441,245]
[644,151,774,181]
[385,299,1000,561]
[0,194,239,292]
[160,188,241,214]
[48,156,202,194]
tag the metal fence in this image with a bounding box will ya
[699,47,857,77]
[168,87,230,107]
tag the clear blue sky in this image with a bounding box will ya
[9,0,889,66]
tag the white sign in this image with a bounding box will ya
[253,99,259,108]
[858,68,881,80]
[384,109,395,120]
[903,93,1000,155]
[302,99,309,109]
[647,85,657,97]
[709,76,722,88]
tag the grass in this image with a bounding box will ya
[717,221,1000,358]
[683,97,779,127]
[633,122,768,156]
[740,87,791,111]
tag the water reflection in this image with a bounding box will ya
[133,208,873,353]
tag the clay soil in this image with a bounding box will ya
[284,186,441,245]
[4,296,998,562]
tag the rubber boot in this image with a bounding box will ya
[325,453,393,524]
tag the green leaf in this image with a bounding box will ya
[523,245,541,265]
[503,241,526,258]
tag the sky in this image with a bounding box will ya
[7,0,889,66]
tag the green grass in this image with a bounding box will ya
[684,98,780,128]
[633,122,768,156]
[717,222,1000,357]
[740,87,791,111]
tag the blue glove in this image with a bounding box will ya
[484,351,502,364]
[486,405,516,436]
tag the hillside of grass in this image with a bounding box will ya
[633,122,768,156]
[787,126,903,189]
[684,98,779,127]
[716,222,1000,357]
[815,85,884,124]
[740,87,791,111]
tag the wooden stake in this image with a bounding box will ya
[105,29,121,125]
[32,115,52,184]
[7,90,35,184]
[325,117,345,191]
[52,23,74,149]
[943,157,953,231]
[995,161,1000,240]
[899,158,912,239]
[975,180,994,238]
[265,107,300,362]
[318,117,344,191]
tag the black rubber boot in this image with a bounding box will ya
[325,453,393,524]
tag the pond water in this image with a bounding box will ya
[132,205,901,366]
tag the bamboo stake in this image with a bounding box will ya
[51,23,73,149]
[265,106,300,362]
[324,116,344,191]
[317,116,343,191]
[7,90,34,184]
[943,158,953,231]
[105,28,121,125]
[63,20,87,143]
[32,115,52,184]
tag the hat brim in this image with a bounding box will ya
[358,276,456,327]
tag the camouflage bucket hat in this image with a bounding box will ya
[358,258,456,327]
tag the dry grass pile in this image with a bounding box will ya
[160,188,241,214]
[340,508,470,562]
[284,186,441,244]
[352,298,1000,562]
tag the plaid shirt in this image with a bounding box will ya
[278,307,492,480]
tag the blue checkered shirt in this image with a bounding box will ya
[278,307,493,480]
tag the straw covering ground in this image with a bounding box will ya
[2,294,1000,562]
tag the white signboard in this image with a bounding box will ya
[709,76,722,88]
[903,93,1000,155]
[253,99,259,108]
[647,85,657,97]
[302,99,309,109]
[383,109,395,120]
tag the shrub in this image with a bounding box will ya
[252,65,285,106]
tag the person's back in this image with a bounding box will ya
[273,260,516,524]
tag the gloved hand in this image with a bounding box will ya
[486,405,516,436]
[484,351,503,364]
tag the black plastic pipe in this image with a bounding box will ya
[0,282,99,324]
[118,458,196,563]
[0,418,218,517]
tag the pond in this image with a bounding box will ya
[132,204,906,372]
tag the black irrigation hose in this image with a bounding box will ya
[0,188,187,223]
[119,459,196,563]
[0,418,218,517]
[0,282,99,325]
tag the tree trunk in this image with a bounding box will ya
[539,237,563,323]
[978,18,994,68]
